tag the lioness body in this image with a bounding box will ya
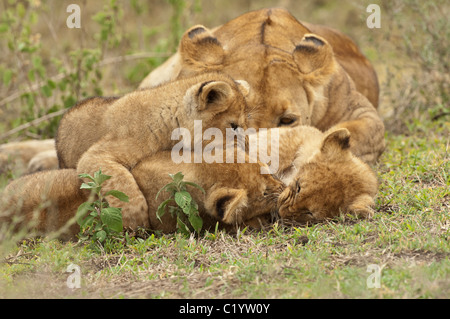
[301,21,379,107]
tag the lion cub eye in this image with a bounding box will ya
[278,117,297,126]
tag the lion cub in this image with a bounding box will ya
[274,126,378,224]
[0,152,283,240]
[133,151,284,233]
[0,169,89,240]
[73,73,249,229]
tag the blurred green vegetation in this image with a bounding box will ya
[0,0,448,140]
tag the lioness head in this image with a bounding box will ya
[277,128,378,224]
[176,9,337,130]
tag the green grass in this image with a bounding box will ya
[0,0,449,299]
[1,120,448,298]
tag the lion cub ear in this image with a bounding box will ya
[321,128,351,159]
[205,187,248,224]
[293,34,336,86]
[185,80,235,113]
[180,25,225,67]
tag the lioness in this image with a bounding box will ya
[0,8,384,173]
[140,8,385,164]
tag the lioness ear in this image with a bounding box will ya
[293,34,336,85]
[321,128,351,159]
[180,25,225,67]
[205,187,248,224]
[347,194,375,219]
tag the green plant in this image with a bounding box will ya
[167,0,187,51]
[0,1,125,141]
[156,172,205,235]
[76,169,128,245]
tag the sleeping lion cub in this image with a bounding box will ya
[0,152,283,240]
[71,72,249,229]
[272,126,378,224]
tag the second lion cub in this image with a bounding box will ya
[75,73,249,229]
[274,126,379,223]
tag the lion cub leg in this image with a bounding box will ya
[0,169,88,240]
[76,141,150,229]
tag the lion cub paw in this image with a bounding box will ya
[106,194,150,229]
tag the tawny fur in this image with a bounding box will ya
[272,126,379,224]
[0,169,90,241]
[0,153,284,240]
[139,8,385,164]
[73,73,249,229]
[132,151,284,233]
[1,125,378,239]
[0,8,384,172]
[0,139,56,175]
[55,96,120,169]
